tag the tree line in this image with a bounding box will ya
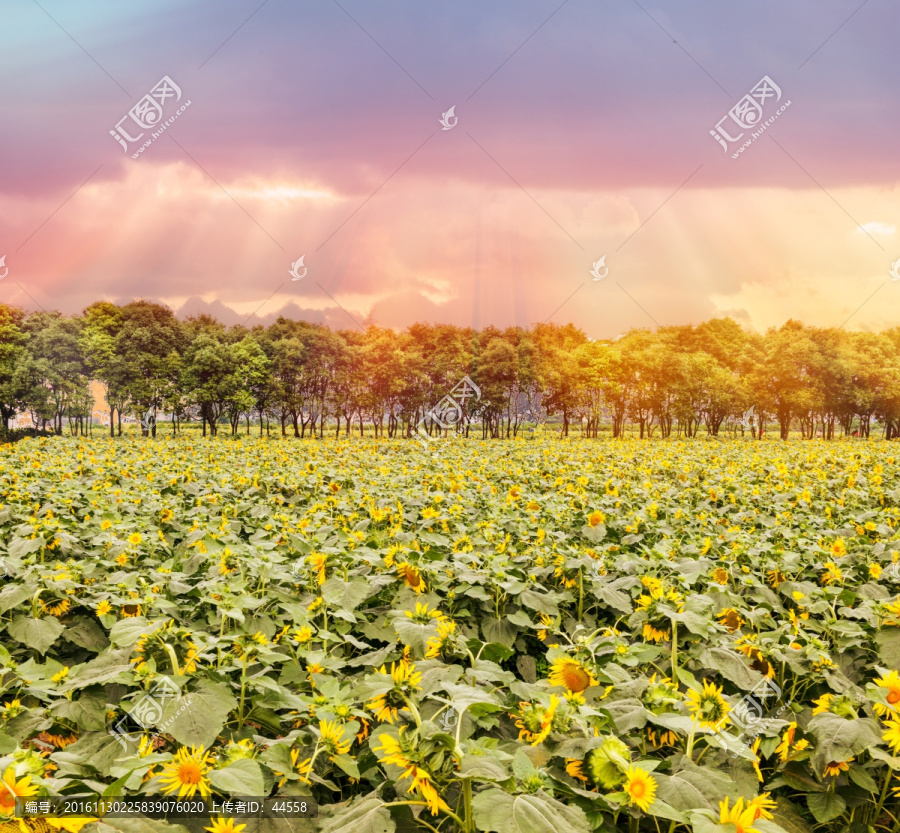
[2,300,900,440]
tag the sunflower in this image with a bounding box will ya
[127,532,142,546]
[875,670,900,716]
[718,797,759,833]
[158,746,213,798]
[646,727,678,747]
[307,553,327,586]
[205,819,247,833]
[587,510,605,527]
[40,598,70,617]
[821,562,843,585]
[766,569,785,588]
[548,657,597,694]
[0,767,38,817]
[718,608,744,631]
[536,613,554,641]
[514,696,559,745]
[131,622,199,675]
[830,538,847,557]
[823,758,852,777]
[121,603,142,618]
[293,625,314,644]
[775,722,810,762]
[273,748,312,788]
[686,680,729,729]
[748,792,776,821]
[397,563,425,594]
[882,718,900,754]
[318,720,352,758]
[750,737,763,782]
[366,661,422,724]
[622,766,657,812]
[712,567,729,585]
[374,729,450,816]
[565,759,588,784]
[405,601,447,625]
[425,620,457,660]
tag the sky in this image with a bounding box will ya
[1,0,898,339]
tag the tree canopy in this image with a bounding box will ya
[3,299,900,440]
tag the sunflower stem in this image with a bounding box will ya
[670,619,678,686]
[578,567,584,621]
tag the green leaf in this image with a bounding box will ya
[8,615,64,654]
[769,797,814,833]
[472,789,590,833]
[482,617,517,646]
[321,577,373,611]
[0,583,32,614]
[458,755,511,781]
[807,713,882,776]
[161,680,237,748]
[392,617,435,656]
[875,630,900,668]
[806,791,846,824]
[63,648,134,691]
[63,616,111,651]
[210,759,265,795]
[319,795,395,833]
[697,647,765,690]
[109,616,157,648]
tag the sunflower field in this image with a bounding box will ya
[1,436,900,833]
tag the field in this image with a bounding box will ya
[1,436,900,833]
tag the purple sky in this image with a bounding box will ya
[1,0,898,336]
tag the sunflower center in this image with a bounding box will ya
[563,666,590,693]
[888,690,900,704]
[177,763,203,785]
[629,780,646,799]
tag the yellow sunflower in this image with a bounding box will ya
[374,730,450,816]
[823,758,852,777]
[875,670,900,716]
[158,746,213,798]
[205,820,247,833]
[0,767,38,817]
[548,657,597,694]
[366,661,422,724]
[719,797,759,833]
[622,766,657,812]
[397,563,425,594]
[685,680,729,729]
